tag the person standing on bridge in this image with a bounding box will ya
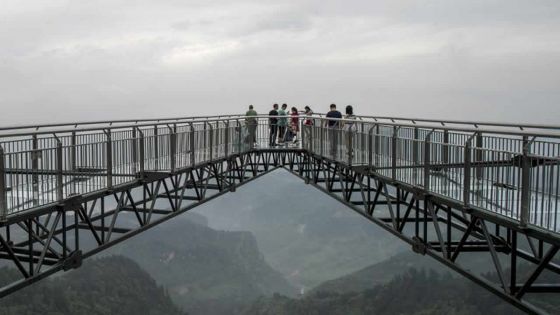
[325,104,342,158]
[343,105,356,163]
[290,106,300,145]
[302,106,314,150]
[245,105,258,148]
[303,106,314,126]
[277,104,289,145]
[269,104,279,147]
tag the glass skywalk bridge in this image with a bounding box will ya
[1,114,560,314]
[2,115,559,233]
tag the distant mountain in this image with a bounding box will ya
[310,250,441,294]
[310,250,493,295]
[241,268,527,315]
[243,250,560,315]
[191,169,405,290]
[109,212,297,315]
[0,256,185,315]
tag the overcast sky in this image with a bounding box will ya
[1,0,559,125]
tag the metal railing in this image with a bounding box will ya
[1,114,560,235]
[304,116,560,232]
[0,117,263,218]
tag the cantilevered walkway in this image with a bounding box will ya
[1,114,560,314]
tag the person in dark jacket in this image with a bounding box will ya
[268,104,279,147]
[325,104,342,157]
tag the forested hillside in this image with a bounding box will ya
[0,256,185,315]
[242,267,559,315]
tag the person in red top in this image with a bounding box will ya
[290,107,299,144]
[303,106,313,126]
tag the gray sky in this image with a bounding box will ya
[1,0,559,125]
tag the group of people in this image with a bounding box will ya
[244,103,356,153]
[267,103,313,147]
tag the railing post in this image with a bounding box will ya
[168,125,176,172]
[368,125,375,167]
[463,135,473,206]
[105,129,113,189]
[203,122,207,152]
[224,120,230,157]
[360,120,365,163]
[307,122,313,152]
[137,128,145,178]
[392,126,399,180]
[55,136,63,202]
[132,128,138,173]
[0,146,7,222]
[320,121,324,157]
[208,122,214,161]
[189,123,195,165]
[70,131,77,194]
[424,130,434,190]
[32,134,39,206]
[154,125,159,171]
[347,124,354,166]
[443,129,449,166]
[300,118,305,150]
[375,125,380,166]
[413,127,419,185]
[520,136,531,226]
[475,132,483,181]
[236,120,242,153]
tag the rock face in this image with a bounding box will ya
[192,169,405,290]
[109,212,297,315]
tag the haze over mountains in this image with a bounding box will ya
[191,169,405,291]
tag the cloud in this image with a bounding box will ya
[0,0,559,125]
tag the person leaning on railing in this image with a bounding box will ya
[325,104,342,157]
[245,105,258,148]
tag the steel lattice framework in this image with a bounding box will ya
[1,114,560,314]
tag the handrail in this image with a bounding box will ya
[2,115,560,139]
[0,113,243,132]
[310,113,560,132]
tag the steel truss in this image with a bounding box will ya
[293,153,560,314]
[0,150,305,298]
[1,149,559,314]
